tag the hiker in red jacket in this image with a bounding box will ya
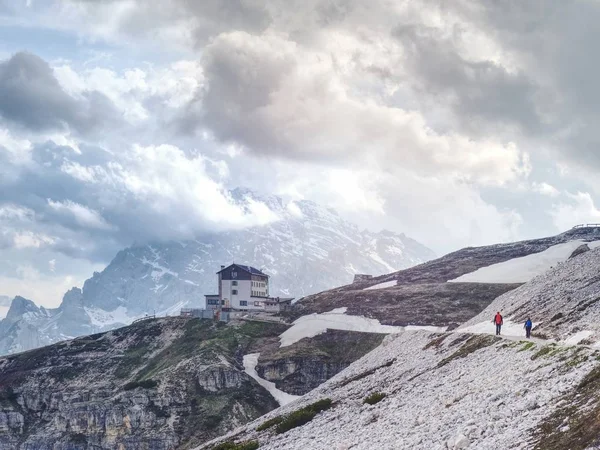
[492,312,503,335]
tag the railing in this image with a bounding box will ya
[572,224,600,229]
[132,315,155,324]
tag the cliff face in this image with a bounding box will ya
[0,318,287,449]
[256,330,385,395]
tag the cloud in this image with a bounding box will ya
[0,137,280,261]
[0,52,118,134]
[6,0,600,303]
[47,199,115,231]
[57,0,271,49]
[411,0,600,177]
[0,259,101,308]
[187,31,530,187]
[391,22,543,136]
[532,182,559,197]
[550,192,600,231]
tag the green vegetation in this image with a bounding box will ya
[518,341,535,352]
[437,335,499,367]
[114,343,151,379]
[212,440,260,450]
[123,379,159,391]
[363,392,386,405]
[256,416,284,431]
[534,364,600,449]
[565,348,589,368]
[275,399,333,434]
[423,334,449,350]
[134,319,287,382]
[531,345,556,360]
[338,359,395,387]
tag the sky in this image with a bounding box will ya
[2,0,600,306]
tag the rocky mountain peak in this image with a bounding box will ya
[0,189,435,356]
[5,297,40,321]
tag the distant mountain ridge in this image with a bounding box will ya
[0,188,435,355]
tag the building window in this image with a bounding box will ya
[232,289,238,295]
[207,299,219,306]
[240,301,248,306]
[254,301,261,306]
[232,281,238,286]
[232,271,237,278]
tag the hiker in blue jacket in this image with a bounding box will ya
[524,318,533,339]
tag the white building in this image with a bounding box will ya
[204,264,293,312]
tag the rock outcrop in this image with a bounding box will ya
[256,330,385,395]
[0,318,287,449]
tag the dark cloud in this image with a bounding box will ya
[436,0,600,171]
[391,23,543,136]
[186,32,296,154]
[0,52,118,134]
[67,0,272,46]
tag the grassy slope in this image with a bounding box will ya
[0,318,289,449]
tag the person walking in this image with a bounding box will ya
[524,318,533,339]
[492,312,503,335]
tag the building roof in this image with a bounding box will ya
[204,294,219,298]
[217,263,269,277]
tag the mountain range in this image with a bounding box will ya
[202,227,600,450]
[0,188,435,355]
[3,227,600,448]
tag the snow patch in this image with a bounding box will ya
[279,308,403,347]
[85,306,137,328]
[368,252,395,272]
[363,280,397,290]
[450,240,600,284]
[563,330,593,345]
[243,353,300,406]
[405,325,448,332]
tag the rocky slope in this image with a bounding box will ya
[0,188,434,355]
[0,317,288,450]
[255,330,385,395]
[292,227,600,329]
[203,330,600,450]
[462,244,600,344]
[202,230,600,450]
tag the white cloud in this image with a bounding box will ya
[198,31,531,187]
[0,128,32,163]
[53,59,204,125]
[532,182,560,197]
[47,199,115,231]
[0,260,102,308]
[13,231,55,249]
[550,192,600,231]
[115,144,279,230]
